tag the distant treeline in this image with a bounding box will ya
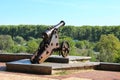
[0,25,120,41]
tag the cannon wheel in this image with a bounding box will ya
[60,41,69,57]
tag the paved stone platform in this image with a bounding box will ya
[6,56,98,75]
[47,55,91,63]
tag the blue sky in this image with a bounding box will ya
[0,0,120,26]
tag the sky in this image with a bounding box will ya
[0,0,120,26]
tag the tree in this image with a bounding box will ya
[0,35,14,51]
[8,45,26,53]
[26,40,39,53]
[60,26,76,39]
[75,41,85,49]
[14,36,25,44]
[97,34,120,62]
[75,40,94,49]
[0,25,120,42]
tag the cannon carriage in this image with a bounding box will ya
[30,21,70,64]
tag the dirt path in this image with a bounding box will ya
[0,62,120,80]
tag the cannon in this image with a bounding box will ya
[30,21,70,64]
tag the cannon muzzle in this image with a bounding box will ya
[43,21,65,39]
[53,20,65,29]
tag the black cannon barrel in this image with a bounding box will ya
[43,21,65,39]
[53,20,65,29]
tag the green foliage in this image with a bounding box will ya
[8,45,26,53]
[75,41,85,49]
[0,35,14,50]
[115,50,120,63]
[60,26,76,39]
[26,40,39,53]
[1,25,120,42]
[27,37,42,44]
[75,40,97,61]
[96,34,120,62]
[0,25,48,40]
[75,40,94,49]
[13,36,25,44]
[80,49,96,61]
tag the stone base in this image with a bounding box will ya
[6,56,99,75]
[46,55,91,63]
[6,59,52,74]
